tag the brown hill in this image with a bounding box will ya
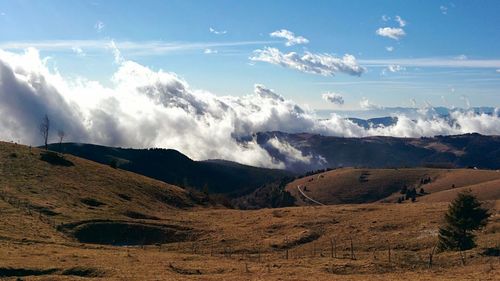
[0,141,202,245]
[286,168,500,205]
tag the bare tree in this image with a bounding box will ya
[57,129,65,151]
[40,114,50,150]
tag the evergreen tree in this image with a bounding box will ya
[437,190,490,264]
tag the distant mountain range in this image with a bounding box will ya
[48,132,500,197]
[47,143,291,197]
[255,132,500,173]
[315,106,498,120]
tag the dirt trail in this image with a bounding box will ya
[297,185,324,206]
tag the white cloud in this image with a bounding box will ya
[268,137,312,164]
[250,47,365,77]
[386,64,405,72]
[440,5,448,15]
[322,92,344,105]
[376,27,406,40]
[382,15,391,21]
[455,54,468,60]
[209,27,227,35]
[395,16,406,27]
[254,84,284,101]
[71,47,85,57]
[203,48,218,54]
[269,29,309,46]
[107,40,123,64]
[94,21,105,32]
[385,46,394,52]
[359,98,383,110]
[1,48,500,170]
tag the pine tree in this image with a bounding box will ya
[437,190,490,264]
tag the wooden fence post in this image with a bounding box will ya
[388,240,391,263]
[428,244,437,269]
[350,237,355,260]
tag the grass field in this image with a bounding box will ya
[286,167,500,205]
[0,142,498,280]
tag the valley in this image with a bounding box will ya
[0,141,498,280]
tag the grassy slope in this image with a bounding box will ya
[0,142,498,280]
[0,142,198,239]
[286,168,500,205]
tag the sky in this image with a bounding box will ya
[1,0,499,110]
[1,0,500,168]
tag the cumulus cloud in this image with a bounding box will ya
[1,47,500,170]
[94,21,105,32]
[250,47,365,76]
[269,29,309,46]
[382,15,391,21]
[376,27,406,40]
[322,92,344,105]
[385,46,394,52]
[209,27,227,35]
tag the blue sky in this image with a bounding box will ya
[1,0,499,110]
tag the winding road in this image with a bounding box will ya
[297,185,325,206]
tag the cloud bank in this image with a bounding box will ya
[1,48,500,169]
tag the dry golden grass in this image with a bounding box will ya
[286,167,500,205]
[0,142,498,280]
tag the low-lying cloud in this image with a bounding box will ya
[1,48,500,169]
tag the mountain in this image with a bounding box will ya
[315,106,498,119]
[255,132,500,173]
[347,116,398,128]
[47,143,292,197]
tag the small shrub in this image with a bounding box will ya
[482,246,499,257]
[109,159,118,169]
